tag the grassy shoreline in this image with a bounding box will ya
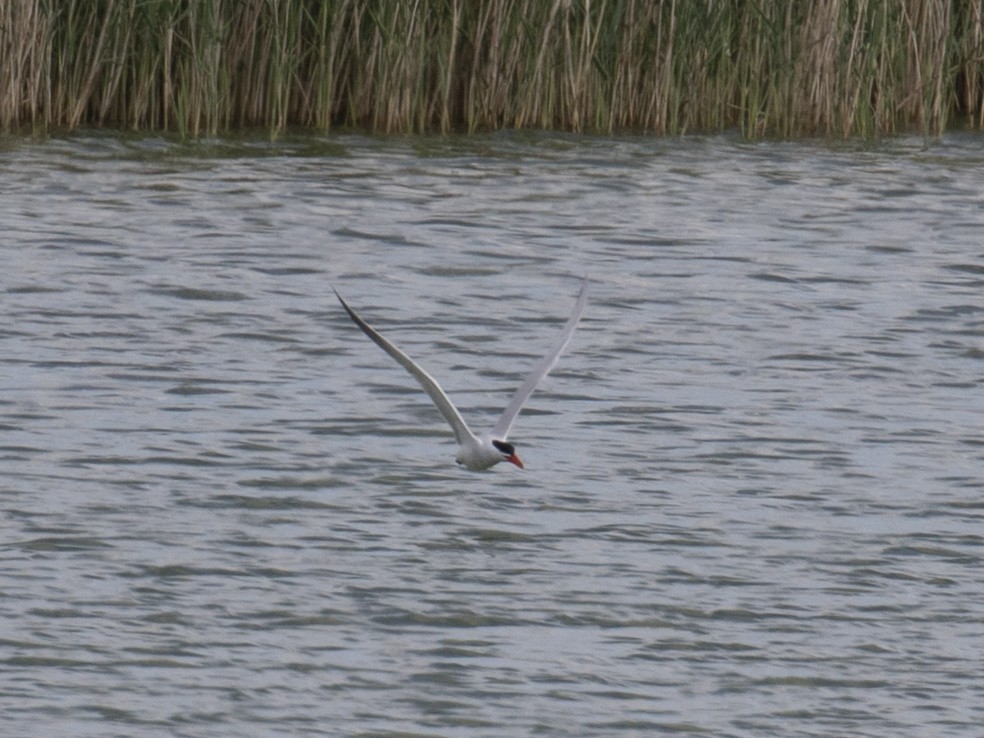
[2,0,982,138]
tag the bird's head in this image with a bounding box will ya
[492,439,524,469]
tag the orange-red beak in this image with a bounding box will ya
[506,453,524,469]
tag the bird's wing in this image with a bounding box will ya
[492,278,588,440]
[334,287,477,447]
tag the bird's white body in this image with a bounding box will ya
[334,279,588,470]
[454,436,510,471]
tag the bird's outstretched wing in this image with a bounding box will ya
[334,287,477,447]
[492,278,588,440]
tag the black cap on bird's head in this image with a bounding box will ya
[492,439,524,469]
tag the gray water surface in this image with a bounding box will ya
[3,131,984,737]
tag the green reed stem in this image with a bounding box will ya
[0,0,982,138]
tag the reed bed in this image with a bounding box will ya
[1,0,983,137]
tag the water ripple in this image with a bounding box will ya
[2,132,984,737]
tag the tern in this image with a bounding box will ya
[334,279,588,470]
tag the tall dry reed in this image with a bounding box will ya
[0,0,982,137]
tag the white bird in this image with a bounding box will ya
[334,279,588,470]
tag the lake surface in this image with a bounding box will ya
[3,130,983,737]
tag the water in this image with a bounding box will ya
[3,130,984,737]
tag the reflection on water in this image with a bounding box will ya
[3,131,984,737]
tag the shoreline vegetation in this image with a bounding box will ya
[2,0,983,138]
